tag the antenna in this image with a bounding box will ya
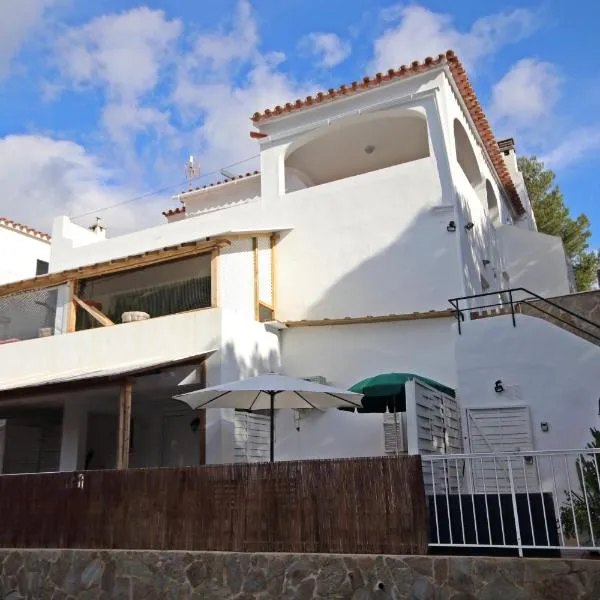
[185,155,199,182]
[220,169,236,180]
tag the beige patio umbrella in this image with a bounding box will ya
[173,373,363,462]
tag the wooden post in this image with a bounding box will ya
[210,248,220,307]
[117,379,133,470]
[198,361,207,465]
[66,280,79,333]
[270,233,277,320]
[253,237,259,320]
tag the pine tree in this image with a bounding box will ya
[518,156,598,291]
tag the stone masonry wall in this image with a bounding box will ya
[2,549,600,600]
[519,289,600,346]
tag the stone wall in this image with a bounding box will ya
[2,549,600,600]
[519,289,600,346]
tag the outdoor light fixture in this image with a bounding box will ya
[446,220,457,232]
[464,222,475,231]
[494,380,504,393]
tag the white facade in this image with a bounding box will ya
[456,314,600,452]
[0,220,51,285]
[0,54,589,473]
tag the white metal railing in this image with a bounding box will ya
[422,449,600,556]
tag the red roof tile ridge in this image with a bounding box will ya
[249,50,524,216]
[0,217,51,241]
[177,170,260,196]
[162,206,186,218]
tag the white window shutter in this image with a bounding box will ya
[234,411,271,463]
[383,413,403,455]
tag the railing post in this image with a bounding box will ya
[508,290,516,328]
[507,459,523,557]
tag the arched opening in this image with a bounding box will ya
[453,119,482,187]
[284,109,430,192]
[486,180,499,222]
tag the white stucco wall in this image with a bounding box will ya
[456,314,600,452]
[275,318,456,460]
[0,309,222,394]
[0,227,50,285]
[497,225,570,297]
[182,176,261,216]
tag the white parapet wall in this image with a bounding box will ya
[497,225,571,297]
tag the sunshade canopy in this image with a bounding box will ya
[343,372,455,413]
[350,372,455,398]
[174,373,363,462]
[174,373,362,410]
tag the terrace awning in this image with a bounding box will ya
[0,350,217,396]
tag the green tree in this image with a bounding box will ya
[560,428,600,544]
[518,156,598,291]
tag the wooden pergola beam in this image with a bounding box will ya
[0,238,230,298]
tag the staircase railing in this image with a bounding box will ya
[448,288,600,342]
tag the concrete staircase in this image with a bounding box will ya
[518,290,600,347]
[454,288,600,347]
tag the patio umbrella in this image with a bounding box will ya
[173,373,363,462]
[346,373,456,455]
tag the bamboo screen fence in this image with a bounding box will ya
[0,456,428,554]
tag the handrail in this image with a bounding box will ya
[448,287,600,338]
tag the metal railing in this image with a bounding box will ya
[423,449,600,556]
[448,287,600,341]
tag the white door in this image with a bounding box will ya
[466,406,535,492]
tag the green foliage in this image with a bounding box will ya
[518,156,598,291]
[560,428,600,542]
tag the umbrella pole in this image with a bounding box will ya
[270,391,275,463]
[393,407,399,456]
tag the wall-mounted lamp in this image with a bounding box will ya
[494,380,504,393]
[446,220,457,232]
[464,222,475,231]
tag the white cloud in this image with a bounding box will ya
[299,33,351,68]
[0,0,57,78]
[55,7,181,101]
[0,135,150,232]
[173,1,312,173]
[53,8,182,150]
[490,58,562,132]
[541,127,600,170]
[370,5,537,73]
[191,0,258,71]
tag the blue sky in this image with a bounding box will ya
[0,0,599,244]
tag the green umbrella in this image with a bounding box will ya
[350,372,454,401]
[346,373,455,455]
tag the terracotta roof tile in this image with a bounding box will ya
[177,170,260,196]
[0,217,51,241]
[162,206,186,218]
[250,50,525,215]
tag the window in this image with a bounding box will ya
[36,260,49,276]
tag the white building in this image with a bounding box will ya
[0,217,51,285]
[0,50,597,475]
